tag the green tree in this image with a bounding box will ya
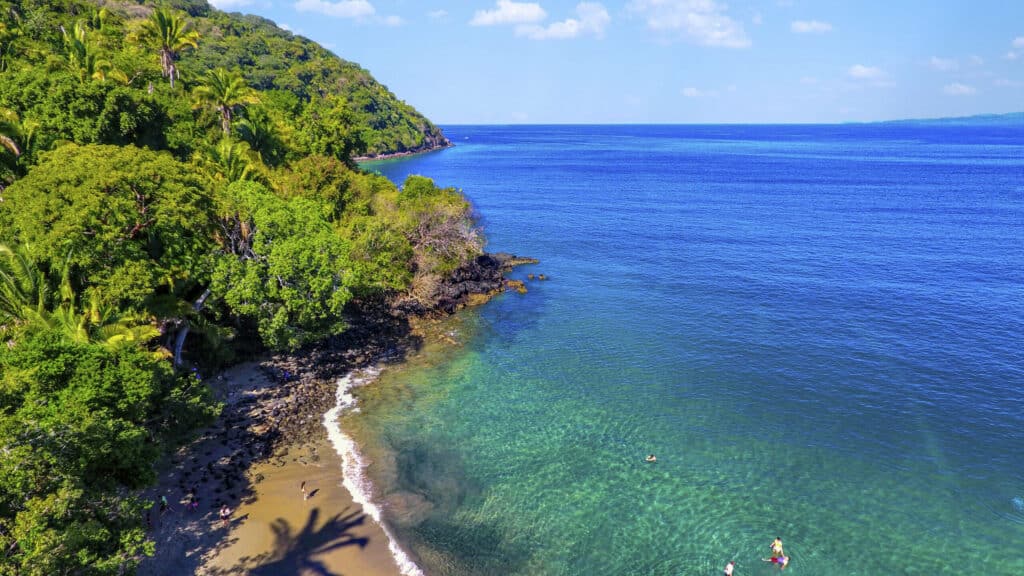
[398,175,485,277]
[130,8,199,89]
[235,105,287,166]
[195,137,260,185]
[0,21,22,73]
[60,20,121,83]
[211,181,353,350]
[0,246,159,348]
[299,95,366,166]
[0,243,47,339]
[0,329,218,575]
[192,67,259,135]
[0,107,22,165]
[0,144,214,312]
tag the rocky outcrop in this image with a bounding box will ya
[392,252,538,315]
[353,136,453,161]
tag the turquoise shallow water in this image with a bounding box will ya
[355,125,1024,575]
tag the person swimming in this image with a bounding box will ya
[762,555,790,570]
[645,454,657,462]
[723,560,735,575]
[771,537,784,557]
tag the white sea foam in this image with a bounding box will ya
[323,368,425,576]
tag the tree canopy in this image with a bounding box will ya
[0,2,481,573]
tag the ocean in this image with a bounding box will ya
[348,124,1024,575]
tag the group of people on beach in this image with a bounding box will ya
[722,537,790,575]
[151,491,232,529]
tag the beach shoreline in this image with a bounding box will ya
[137,253,535,575]
[137,306,423,575]
[136,359,405,576]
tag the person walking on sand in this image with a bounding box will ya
[724,560,735,575]
[301,481,308,501]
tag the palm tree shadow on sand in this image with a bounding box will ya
[219,506,369,576]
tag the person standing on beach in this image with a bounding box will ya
[219,505,232,527]
[301,481,308,500]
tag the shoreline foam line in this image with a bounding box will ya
[323,369,426,576]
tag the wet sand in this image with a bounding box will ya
[137,361,400,576]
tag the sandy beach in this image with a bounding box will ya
[135,264,521,576]
[137,360,402,576]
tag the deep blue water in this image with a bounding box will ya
[356,125,1024,575]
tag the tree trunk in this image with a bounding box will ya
[173,288,212,368]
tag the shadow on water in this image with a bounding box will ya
[401,515,535,576]
[208,507,369,576]
[374,436,535,574]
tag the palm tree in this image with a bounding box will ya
[0,243,47,337]
[192,68,260,135]
[0,243,160,348]
[61,21,124,83]
[235,107,286,166]
[130,8,199,89]
[196,138,260,184]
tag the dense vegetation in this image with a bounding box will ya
[0,1,478,573]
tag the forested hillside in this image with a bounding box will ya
[0,1,476,573]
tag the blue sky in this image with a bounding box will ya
[208,0,1024,124]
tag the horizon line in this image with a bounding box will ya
[434,111,1024,127]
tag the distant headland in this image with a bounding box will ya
[870,111,1024,127]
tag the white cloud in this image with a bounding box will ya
[943,82,976,95]
[470,0,546,26]
[848,64,885,80]
[929,56,958,71]
[382,14,403,26]
[994,78,1023,87]
[1014,37,1024,48]
[428,9,448,19]
[752,12,763,26]
[791,20,831,34]
[1006,51,1019,60]
[209,0,253,9]
[517,2,609,40]
[294,0,375,19]
[942,82,974,94]
[800,76,818,84]
[627,0,750,48]
[681,86,718,97]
